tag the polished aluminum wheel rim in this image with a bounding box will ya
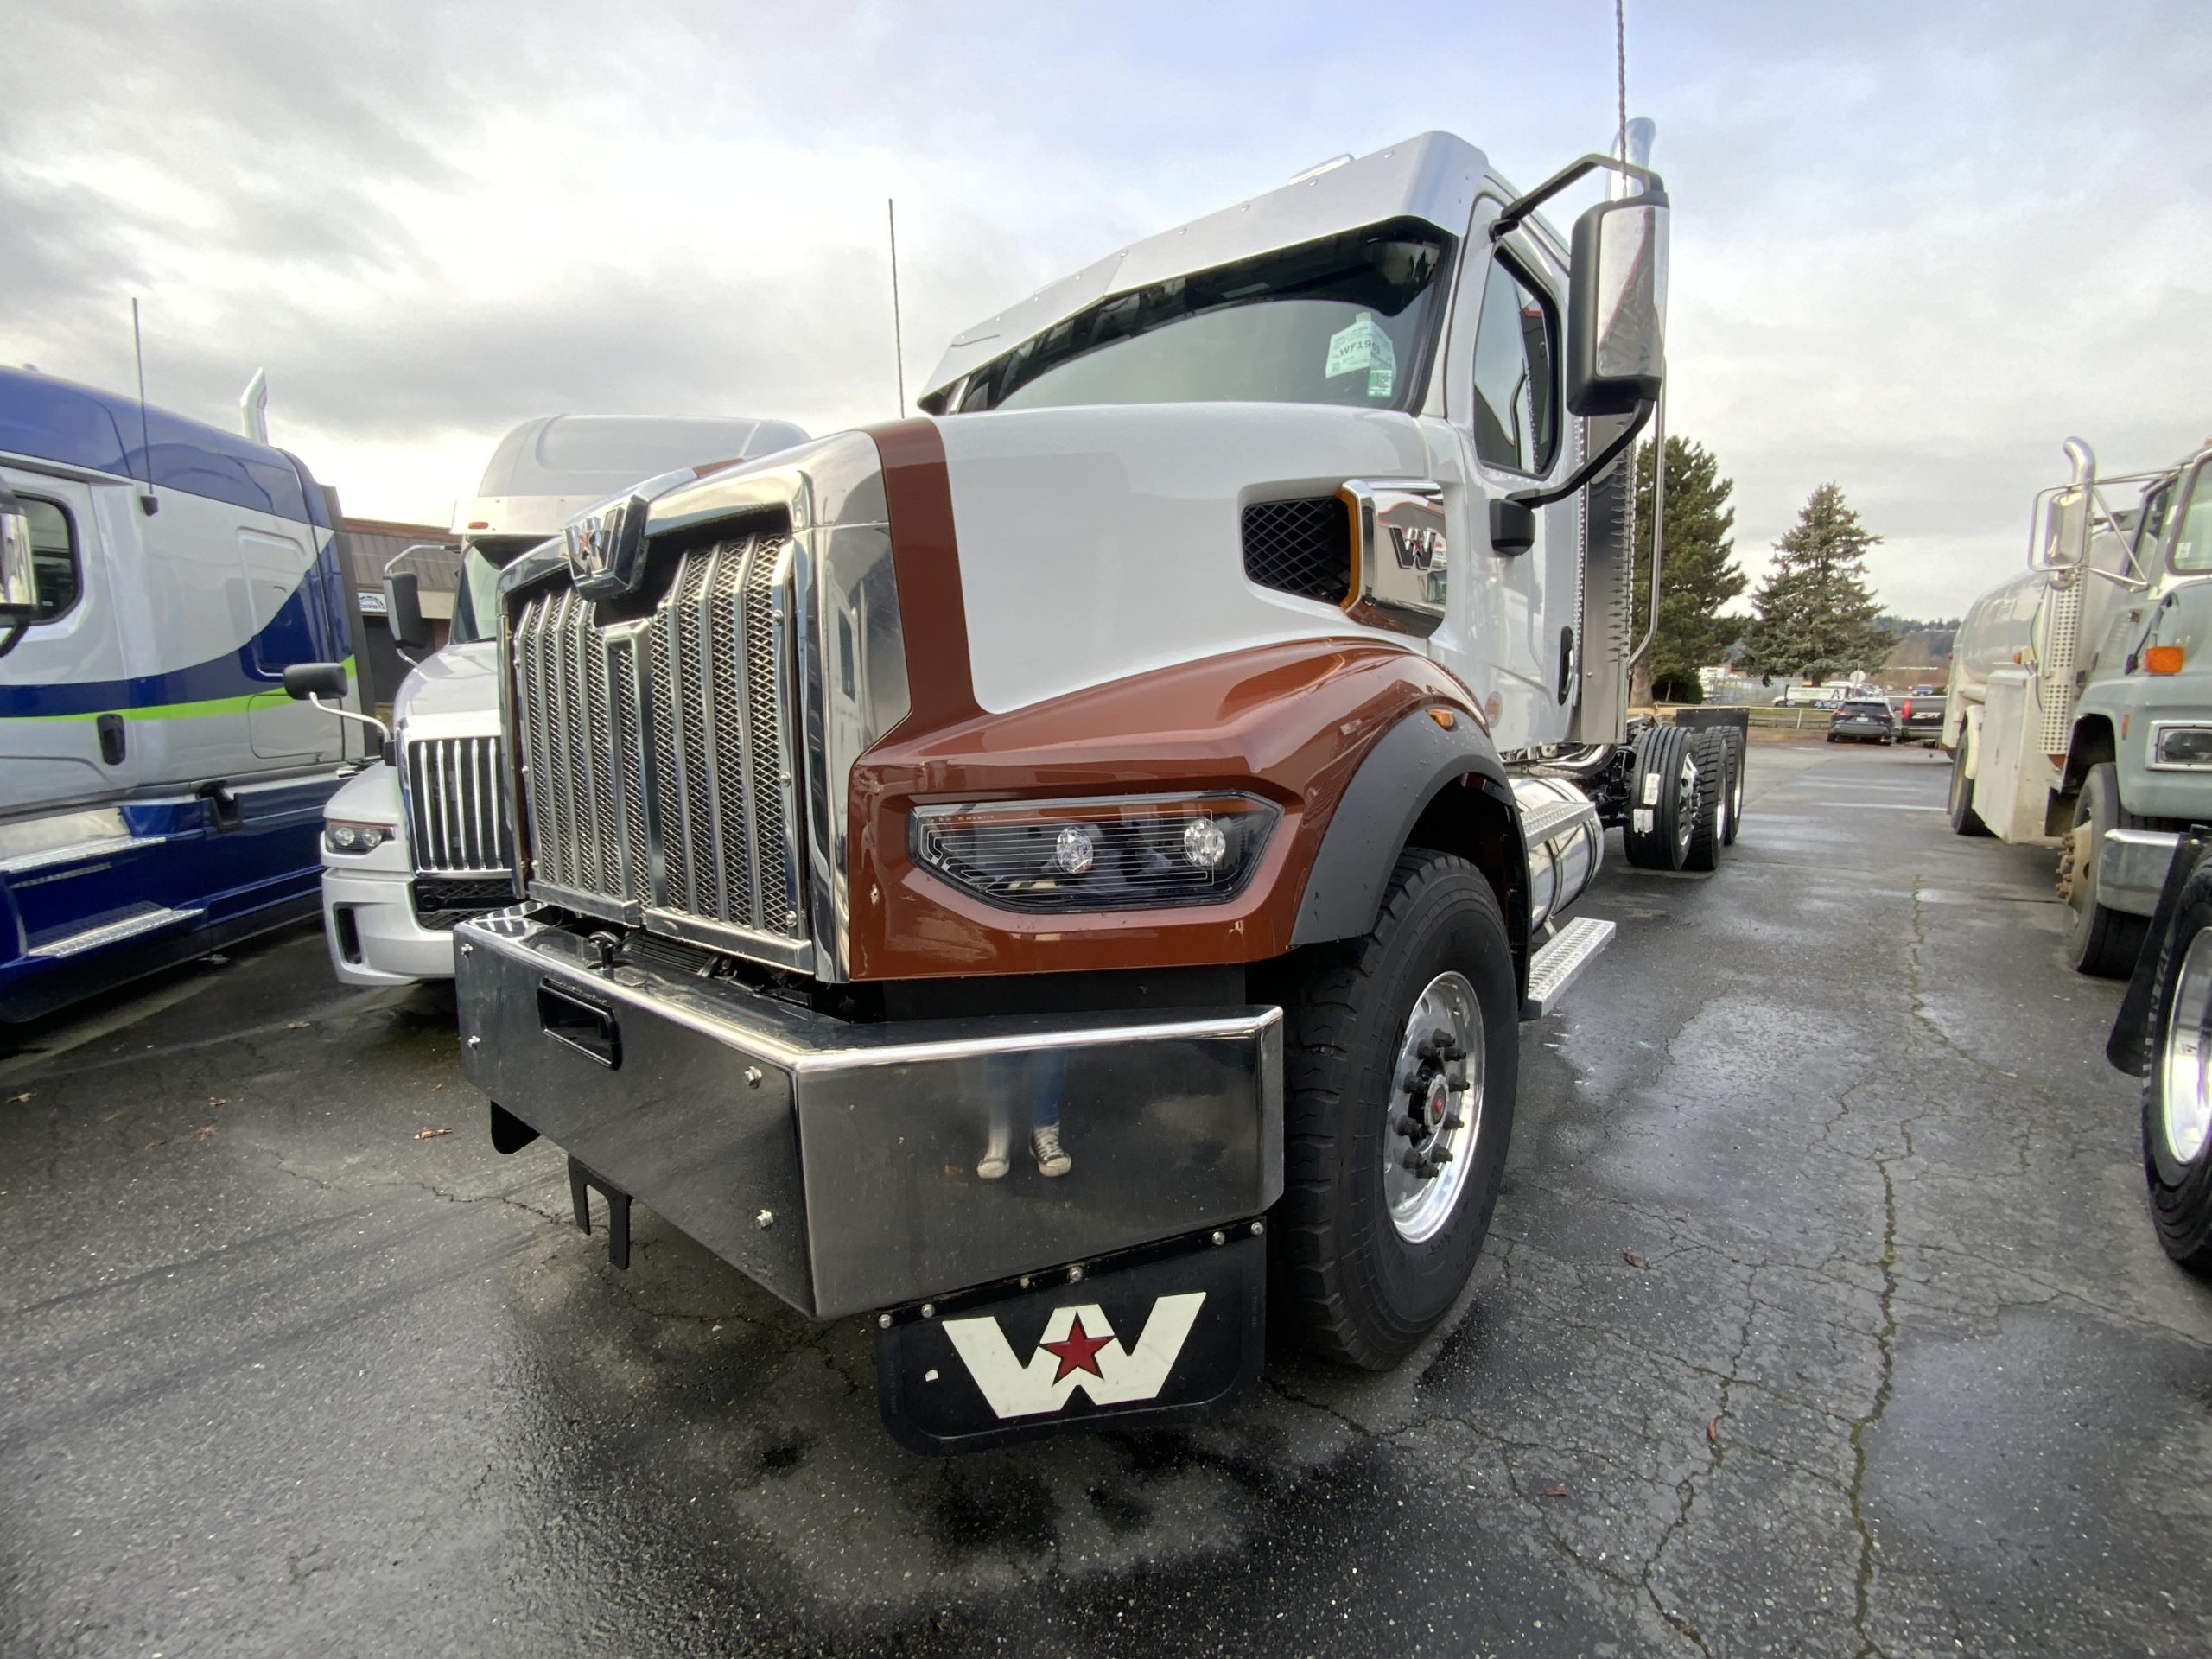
[1714,750,1733,843]
[1383,970,1484,1243]
[1675,747,1699,861]
[2160,930,2212,1166]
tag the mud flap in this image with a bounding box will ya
[874,1224,1268,1454]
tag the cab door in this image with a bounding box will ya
[1427,216,1580,752]
[0,467,138,813]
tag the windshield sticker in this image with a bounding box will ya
[1325,312,1395,382]
[1367,367,1395,398]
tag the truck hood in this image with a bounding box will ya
[393,640,500,729]
[934,402,1438,715]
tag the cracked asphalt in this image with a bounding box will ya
[4,739,2210,1657]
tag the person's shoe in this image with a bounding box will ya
[976,1152,1010,1181]
[1032,1122,1071,1179]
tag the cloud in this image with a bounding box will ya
[8,0,2210,618]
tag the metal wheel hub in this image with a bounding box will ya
[1384,971,1485,1243]
[1675,750,1699,858]
[2160,930,2212,1167]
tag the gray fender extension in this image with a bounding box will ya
[1290,709,1516,949]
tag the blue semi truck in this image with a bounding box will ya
[0,366,362,1022]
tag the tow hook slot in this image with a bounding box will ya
[568,1156,633,1270]
[539,978,620,1068]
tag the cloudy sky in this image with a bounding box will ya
[9,1,2210,619]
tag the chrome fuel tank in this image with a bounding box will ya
[1510,774,1603,932]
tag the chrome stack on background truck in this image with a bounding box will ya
[0,368,359,1023]
[447,129,1745,1449]
[303,414,808,986]
[1946,437,2212,976]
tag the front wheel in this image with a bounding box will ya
[1947,732,1993,836]
[2143,866,2212,1273]
[2066,762,2148,978]
[1267,849,1518,1369]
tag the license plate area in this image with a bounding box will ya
[538,978,621,1068]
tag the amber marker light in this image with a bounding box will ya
[1429,708,1457,729]
[2145,645,2186,676]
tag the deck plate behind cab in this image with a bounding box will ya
[874,1227,1266,1454]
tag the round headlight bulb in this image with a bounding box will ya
[1183,815,1229,871]
[329,825,359,851]
[1053,824,1096,875]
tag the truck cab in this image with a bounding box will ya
[1947,439,2212,975]
[309,414,810,986]
[448,131,1717,1449]
[0,368,356,1023]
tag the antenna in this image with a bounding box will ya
[887,197,907,418]
[130,299,158,516]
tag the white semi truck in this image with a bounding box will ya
[442,129,1747,1450]
[1946,438,2212,975]
[301,415,810,985]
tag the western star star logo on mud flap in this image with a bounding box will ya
[943,1295,1207,1419]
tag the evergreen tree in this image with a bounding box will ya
[1742,482,1893,681]
[1630,436,1746,704]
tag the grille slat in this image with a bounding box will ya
[507,532,809,953]
[1243,496,1351,603]
[404,734,510,874]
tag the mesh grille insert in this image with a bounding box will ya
[1242,496,1350,604]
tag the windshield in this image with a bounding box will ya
[941,220,1451,416]
[2171,463,2212,573]
[448,534,555,643]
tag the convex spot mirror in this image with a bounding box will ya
[0,486,37,620]
[283,662,350,702]
[385,569,429,651]
[1566,193,1669,417]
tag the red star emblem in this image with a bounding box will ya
[1039,1313,1113,1382]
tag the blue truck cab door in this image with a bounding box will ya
[0,467,142,810]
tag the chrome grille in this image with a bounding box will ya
[508,532,809,961]
[403,734,511,874]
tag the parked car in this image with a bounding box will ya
[1828,696,1898,743]
[1897,694,1943,746]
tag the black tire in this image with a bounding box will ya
[1947,731,1993,837]
[1722,730,1746,846]
[2141,865,2212,1273]
[1267,850,1518,1368]
[2065,762,2148,978]
[1624,726,1693,871]
[1825,733,1837,743]
[1683,729,1726,872]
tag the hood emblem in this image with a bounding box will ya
[564,494,650,600]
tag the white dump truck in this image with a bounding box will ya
[297,415,810,985]
[447,129,1747,1450]
[1947,438,2212,975]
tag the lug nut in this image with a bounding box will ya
[1395,1115,1423,1139]
[1443,1114,1464,1132]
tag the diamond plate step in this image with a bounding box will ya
[1521,915,1616,1020]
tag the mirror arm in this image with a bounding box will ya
[308,692,391,746]
[1491,153,1667,241]
[0,618,25,661]
[1508,397,1653,511]
[1629,384,1669,668]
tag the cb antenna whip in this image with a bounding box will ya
[130,298,158,515]
[887,198,908,418]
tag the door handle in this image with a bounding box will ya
[97,712,126,766]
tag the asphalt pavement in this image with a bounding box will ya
[4,739,2209,1658]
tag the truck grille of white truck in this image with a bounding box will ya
[403,735,512,874]
[507,533,810,965]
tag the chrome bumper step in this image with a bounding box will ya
[1521,915,1616,1019]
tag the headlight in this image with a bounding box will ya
[325,819,394,855]
[2154,725,2212,767]
[912,792,1279,912]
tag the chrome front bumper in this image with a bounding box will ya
[453,910,1284,1319]
[2101,828,2184,918]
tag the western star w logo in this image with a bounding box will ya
[1389,523,1446,571]
[941,1294,1206,1419]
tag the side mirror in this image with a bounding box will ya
[283,662,351,702]
[385,570,429,651]
[0,487,39,620]
[2034,486,2091,575]
[1566,193,1670,417]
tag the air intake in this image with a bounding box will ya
[1242,496,1349,604]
